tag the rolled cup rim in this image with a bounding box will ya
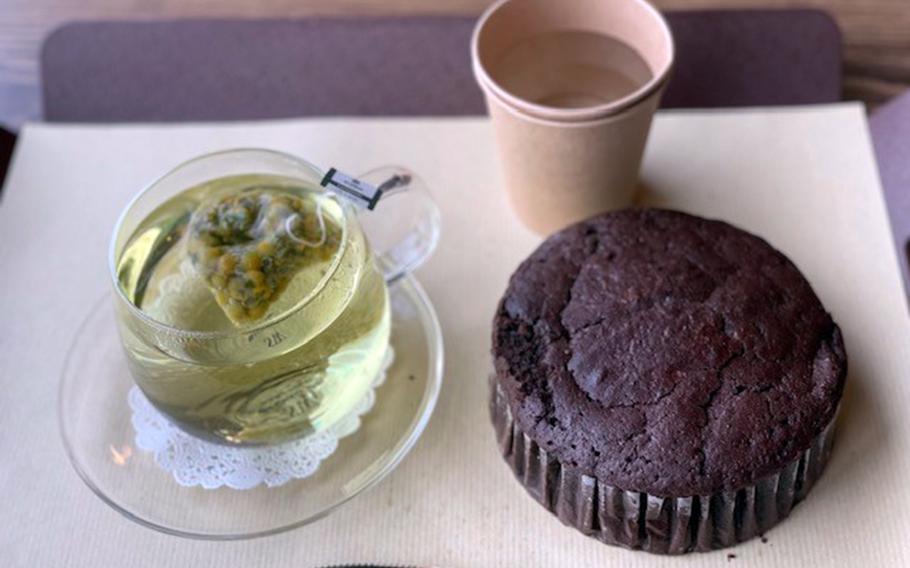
[476,60,670,128]
[470,0,675,123]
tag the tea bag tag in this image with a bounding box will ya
[320,168,383,210]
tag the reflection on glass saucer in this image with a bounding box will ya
[59,276,442,539]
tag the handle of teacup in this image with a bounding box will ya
[349,166,441,284]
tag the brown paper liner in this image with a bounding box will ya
[490,380,838,554]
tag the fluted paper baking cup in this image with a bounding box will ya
[490,380,838,554]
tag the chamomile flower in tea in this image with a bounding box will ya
[186,189,341,324]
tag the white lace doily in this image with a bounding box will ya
[129,348,394,490]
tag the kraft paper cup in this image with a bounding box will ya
[484,86,665,234]
[472,0,674,234]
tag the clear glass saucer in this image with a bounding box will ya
[58,276,443,540]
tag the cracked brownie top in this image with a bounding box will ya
[492,208,847,497]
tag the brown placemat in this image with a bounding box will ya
[871,90,910,303]
[3,10,845,194]
[40,11,842,122]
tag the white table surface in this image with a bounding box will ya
[1,104,908,567]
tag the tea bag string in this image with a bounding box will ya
[285,173,411,247]
[285,201,327,248]
[375,173,411,197]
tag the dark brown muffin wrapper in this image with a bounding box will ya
[490,380,838,555]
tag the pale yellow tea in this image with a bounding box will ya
[115,174,390,445]
[491,30,653,109]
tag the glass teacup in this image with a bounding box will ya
[109,149,439,446]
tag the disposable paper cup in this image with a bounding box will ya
[472,0,674,234]
[483,85,666,234]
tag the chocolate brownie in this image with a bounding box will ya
[490,208,847,553]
